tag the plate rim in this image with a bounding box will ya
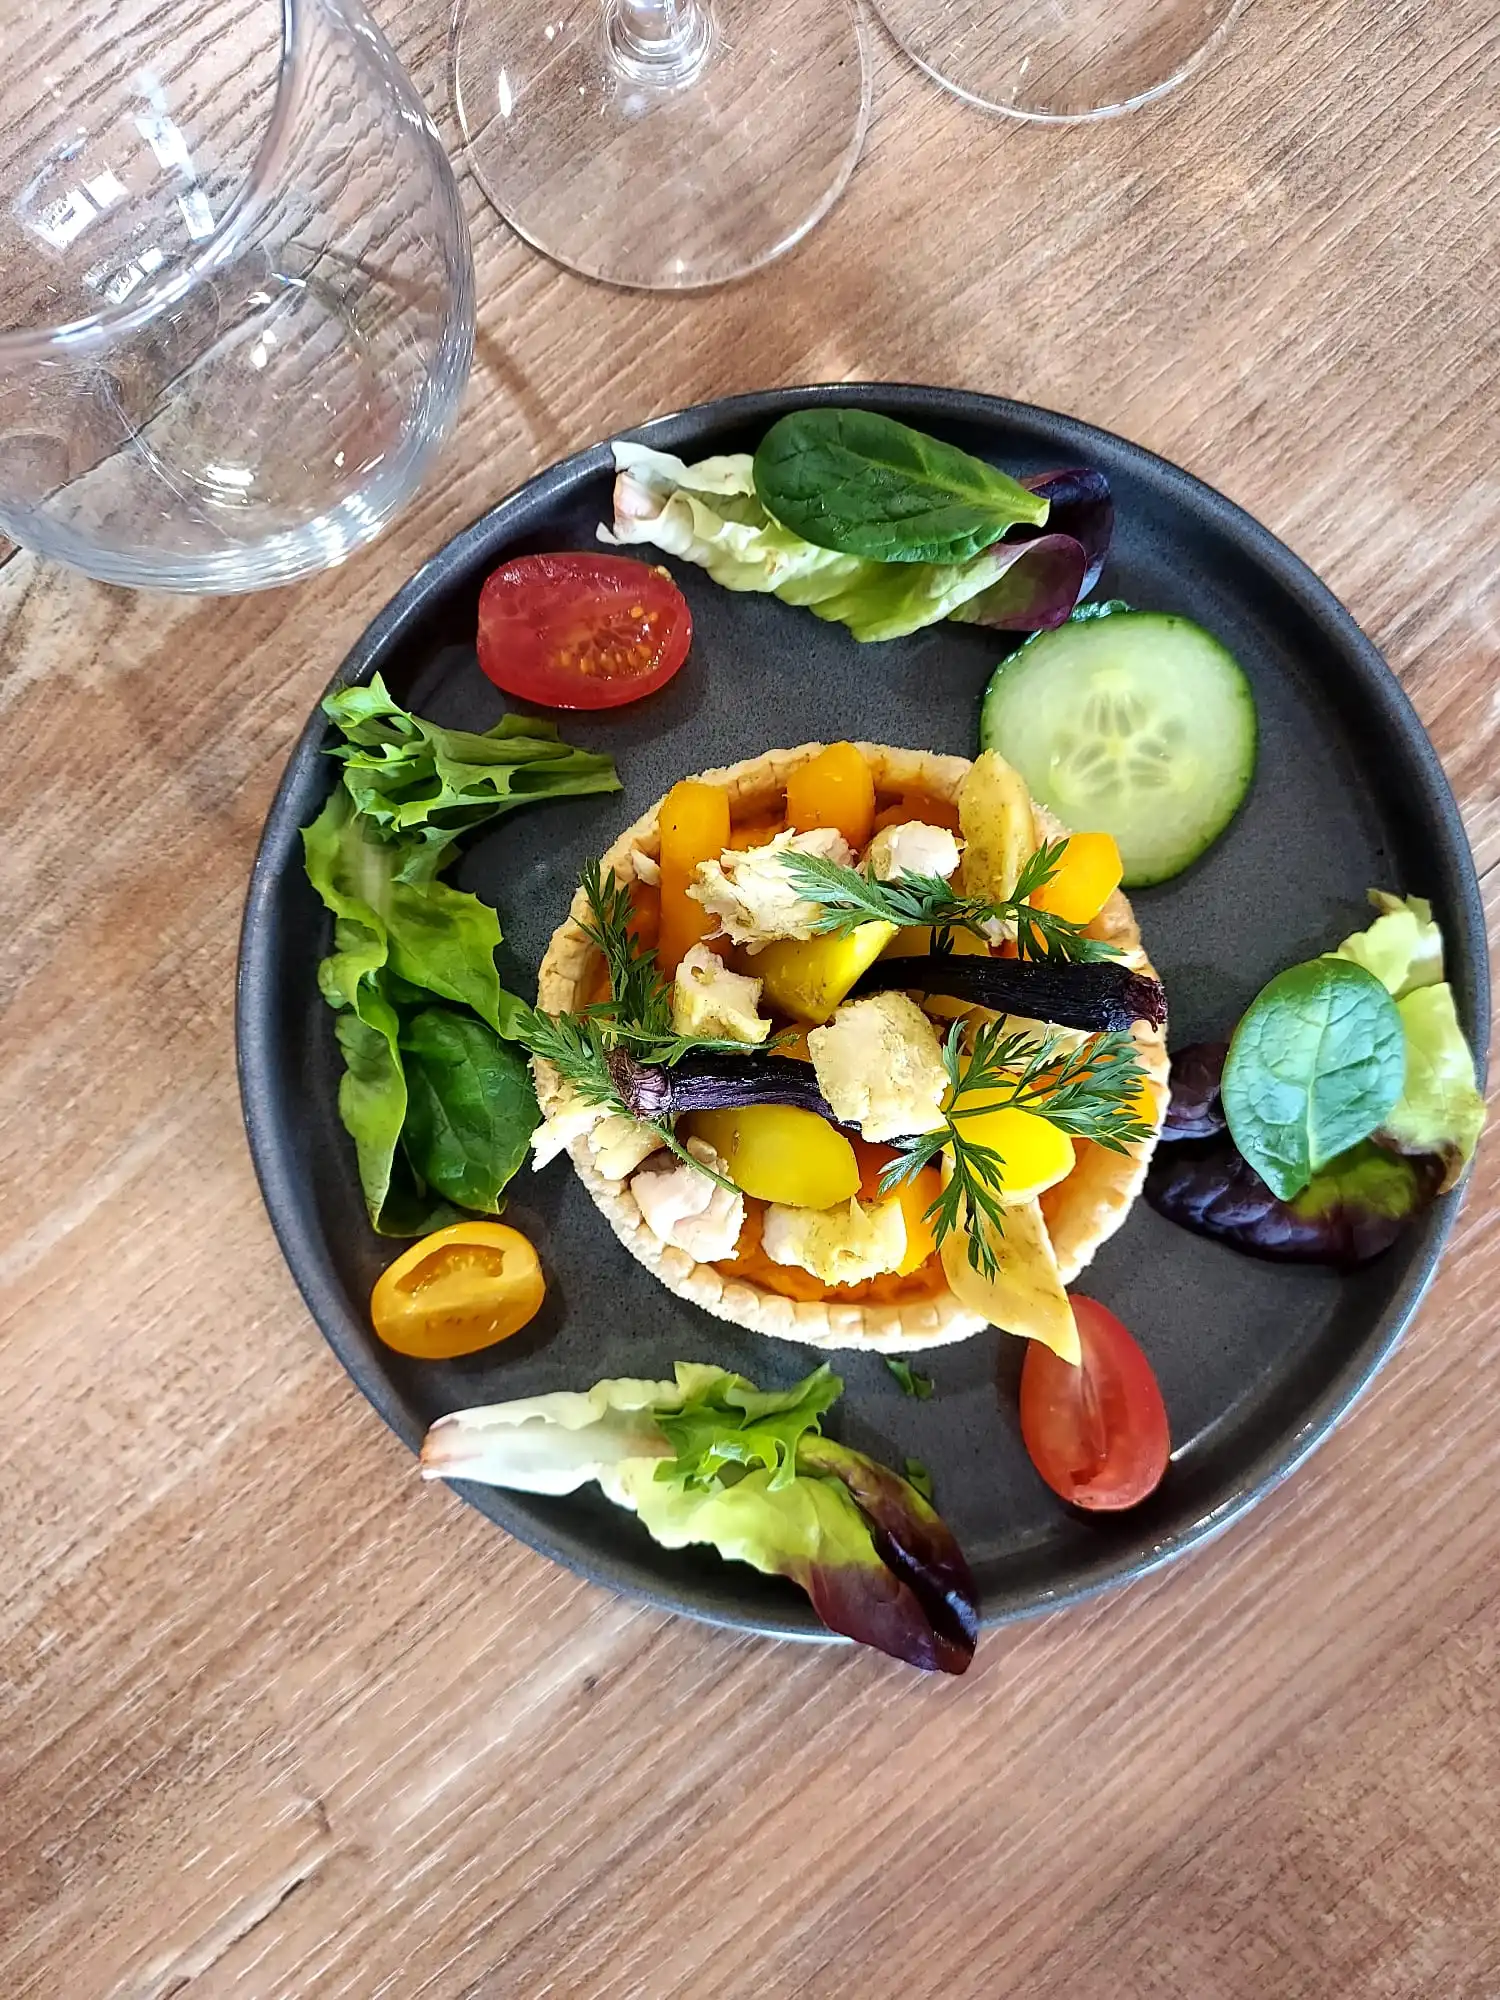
[236,381,1490,1642]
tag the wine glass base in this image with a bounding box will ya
[453,0,872,290]
[873,0,1244,122]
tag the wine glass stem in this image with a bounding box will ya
[608,0,714,85]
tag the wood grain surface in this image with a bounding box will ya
[2,1,1498,1994]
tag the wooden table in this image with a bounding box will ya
[3,2,1497,1993]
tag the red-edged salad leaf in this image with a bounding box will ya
[419,1362,979,1674]
[797,1436,978,1673]
[1159,1041,1230,1141]
[1146,1136,1443,1267]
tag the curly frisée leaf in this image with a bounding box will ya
[653,1363,843,1492]
[418,1362,979,1672]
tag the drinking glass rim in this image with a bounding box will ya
[0,0,306,362]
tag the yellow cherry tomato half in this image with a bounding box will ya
[370,1221,545,1359]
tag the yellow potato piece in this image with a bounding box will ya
[938,1195,1080,1364]
[682,1105,861,1208]
[755,921,898,1025]
[958,750,1037,902]
[950,1100,1074,1204]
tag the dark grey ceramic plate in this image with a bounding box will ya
[237,385,1487,1642]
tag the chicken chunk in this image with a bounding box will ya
[630,1140,745,1263]
[808,992,950,1142]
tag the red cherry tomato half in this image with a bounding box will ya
[1019,1294,1170,1511]
[476,553,692,710]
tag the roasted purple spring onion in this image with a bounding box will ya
[606,1047,840,1124]
[852,953,1167,1032]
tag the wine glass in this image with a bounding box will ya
[0,0,474,592]
[872,0,1246,122]
[452,0,872,290]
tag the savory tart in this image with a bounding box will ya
[532,742,1169,1361]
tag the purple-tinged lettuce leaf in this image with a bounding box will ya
[1146,1138,1442,1267]
[798,1436,978,1673]
[944,534,1089,633]
[420,1360,979,1673]
[1021,468,1113,597]
[949,469,1113,632]
[1159,1041,1230,1141]
[600,441,1104,641]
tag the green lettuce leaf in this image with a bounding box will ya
[1332,890,1484,1190]
[400,1008,541,1214]
[419,1362,978,1672]
[303,685,620,1233]
[1333,891,1444,1001]
[303,787,519,1035]
[333,986,407,1224]
[1378,984,1486,1188]
[600,443,1081,644]
[653,1362,842,1491]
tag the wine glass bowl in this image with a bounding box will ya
[452,0,872,291]
[0,0,474,591]
[873,0,1246,122]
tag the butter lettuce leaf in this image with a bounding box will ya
[420,1362,978,1673]
[1333,891,1444,1001]
[600,442,1098,642]
[1333,890,1484,1188]
[1378,984,1487,1188]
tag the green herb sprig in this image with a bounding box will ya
[885,1358,934,1399]
[879,1019,1154,1280]
[520,867,759,1190]
[781,840,1120,964]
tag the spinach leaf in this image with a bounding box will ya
[752,409,1048,565]
[1221,957,1407,1200]
[400,1008,541,1213]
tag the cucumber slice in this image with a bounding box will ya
[978,611,1257,887]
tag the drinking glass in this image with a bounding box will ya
[0,0,474,592]
[872,0,1245,122]
[452,0,872,291]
